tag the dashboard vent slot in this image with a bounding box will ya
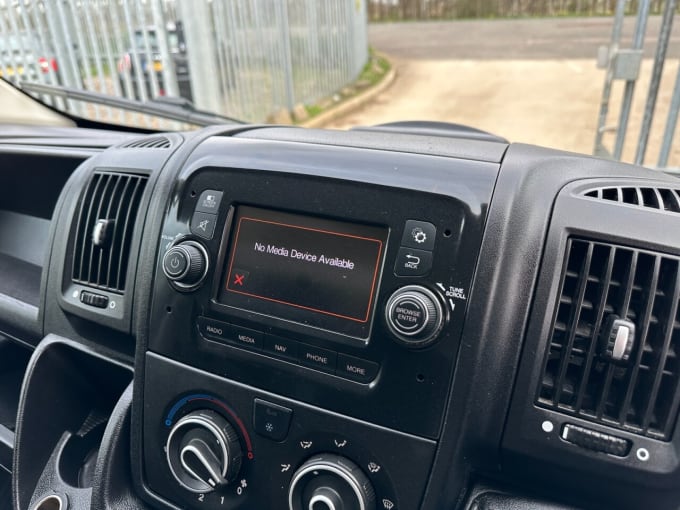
[121,136,171,149]
[583,186,680,213]
[537,239,680,440]
[71,171,148,294]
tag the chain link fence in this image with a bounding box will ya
[0,0,368,125]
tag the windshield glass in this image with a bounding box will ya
[1,0,679,167]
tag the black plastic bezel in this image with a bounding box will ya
[145,136,498,440]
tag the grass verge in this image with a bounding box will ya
[298,49,391,124]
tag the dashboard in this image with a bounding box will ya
[0,122,679,510]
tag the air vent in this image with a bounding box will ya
[583,186,680,213]
[121,136,171,149]
[537,238,680,440]
[71,171,148,293]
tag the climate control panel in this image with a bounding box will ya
[143,353,436,510]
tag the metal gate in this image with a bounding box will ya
[595,0,680,170]
[0,0,368,126]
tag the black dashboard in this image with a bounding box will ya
[1,123,679,510]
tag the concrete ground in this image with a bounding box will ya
[366,17,680,60]
[326,18,680,168]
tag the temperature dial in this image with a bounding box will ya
[288,454,375,510]
[166,410,243,493]
[385,285,445,347]
[162,241,209,290]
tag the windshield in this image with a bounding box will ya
[1,0,679,168]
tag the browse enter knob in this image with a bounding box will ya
[385,285,445,347]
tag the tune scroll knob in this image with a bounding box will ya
[288,454,375,510]
[166,410,243,493]
[385,285,446,347]
[162,240,209,290]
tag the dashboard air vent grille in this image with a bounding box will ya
[121,136,171,149]
[71,171,148,293]
[583,186,680,213]
[537,238,680,440]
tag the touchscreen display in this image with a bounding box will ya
[220,206,388,338]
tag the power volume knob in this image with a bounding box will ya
[162,241,209,290]
[385,285,445,347]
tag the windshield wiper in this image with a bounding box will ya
[19,82,244,127]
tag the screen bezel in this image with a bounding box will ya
[212,204,389,344]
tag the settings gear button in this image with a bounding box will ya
[401,220,436,251]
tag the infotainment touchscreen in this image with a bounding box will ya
[219,206,388,339]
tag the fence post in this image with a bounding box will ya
[66,0,100,118]
[613,0,651,160]
[634,0,677,165]
[593,0,626,157]
[658,66,680,167]
[107,0,134,100]
[133,0,161,98]
[177,0,223,114]
[45,0,83,113]
[17,0,62,108]
[121,1,149,102]
[151,0,180,98]
[277,0,296,112]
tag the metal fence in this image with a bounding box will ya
[0,0,368,126]
[594,0,680,170]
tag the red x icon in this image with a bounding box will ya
[233,273,245,286]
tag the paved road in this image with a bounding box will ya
[369,17,680,59]
[326,17,680,166]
